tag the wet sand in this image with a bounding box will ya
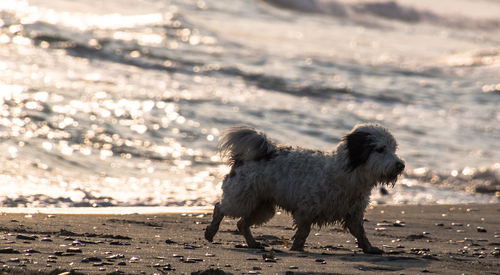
[0,204,498,274]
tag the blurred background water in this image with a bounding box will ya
[0,0,499,207]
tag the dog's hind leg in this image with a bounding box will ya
[205,202,224,242]
[237,202,276,248]
[237,218,260,248]
[290,221,311,251]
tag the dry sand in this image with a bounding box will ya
[0,204,498,274]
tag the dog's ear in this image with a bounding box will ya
[343,131,374,171]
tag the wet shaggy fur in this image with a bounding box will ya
[205,123,405,253]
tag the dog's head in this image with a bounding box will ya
[342,123,405,185]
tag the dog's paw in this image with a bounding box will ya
[290,246,305,252]
[363,246,384,254]
[204,226,215,242]
[248,241,265,249]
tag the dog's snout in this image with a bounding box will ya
[395,161,405,172]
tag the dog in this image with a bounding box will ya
[204,123,405,253]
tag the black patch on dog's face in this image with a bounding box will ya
[344,131,374,171]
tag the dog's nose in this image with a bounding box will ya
[395,161,405,172]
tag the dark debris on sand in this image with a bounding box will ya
[0,267,85,275]
[192,268,233,275]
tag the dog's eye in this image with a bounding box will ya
[375,146,385,153]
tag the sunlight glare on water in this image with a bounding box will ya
[0,0,499,207]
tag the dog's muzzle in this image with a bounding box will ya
[382,161,405,184]
[395,161,405,174]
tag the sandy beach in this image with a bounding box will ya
[0,204,498,274]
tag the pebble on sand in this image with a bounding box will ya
[476,227,487,233]
[67,247,83,253]
[0,247,21,254]
[129,256,140,263]
[16,235,37,241]
[82,257,102,263]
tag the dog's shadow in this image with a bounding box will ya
[226,244,429,273]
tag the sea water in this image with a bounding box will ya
[0,0,499,207]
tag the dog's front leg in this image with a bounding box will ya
[346,215,383,254]
[291,222,311,251]
[205,202,224,242]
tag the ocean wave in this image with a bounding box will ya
[440,48,500,68]
[404,164,500,196]
[370,164,500,204]
[263,0,500,29]
[18,15,412,102]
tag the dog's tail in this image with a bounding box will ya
[218,125,276,167]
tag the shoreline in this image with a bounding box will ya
[0,206,213,215]
[0,204,498,274]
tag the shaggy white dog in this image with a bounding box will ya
[205,123,405,253]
